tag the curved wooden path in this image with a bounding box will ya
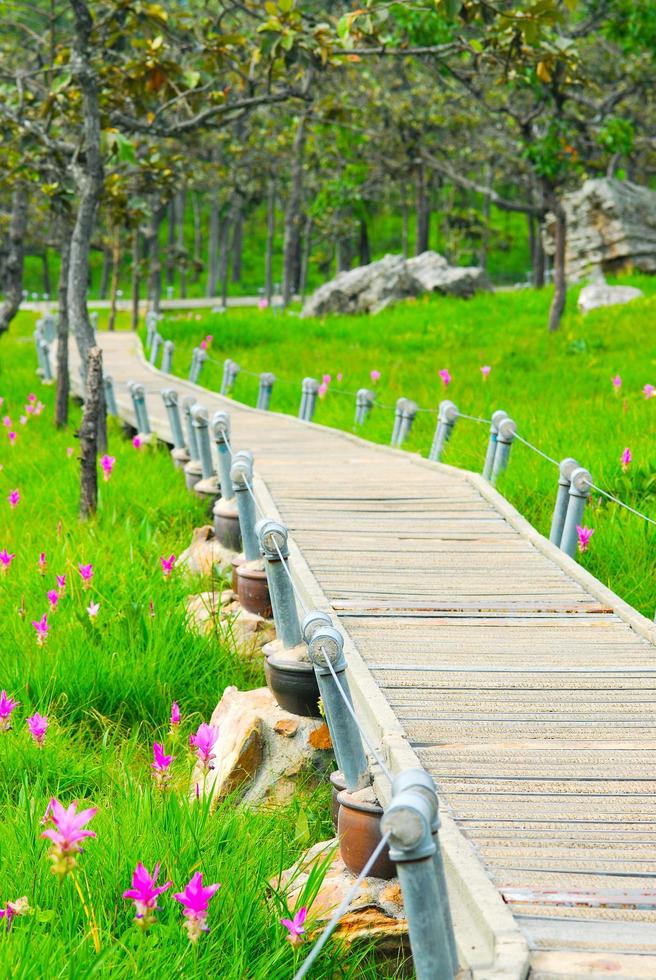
[74,333,656,979]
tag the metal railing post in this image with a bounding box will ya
[40,341,53,382]
[256,372,276,410]
[491,416,516,485]
[382,787,455,980]
[391,398,406,446]
[220,358,240,395]
[161,340,174,373]
[355,388,375,426]
[560,466,592,558]
[127,381,144,432]
[549,457,579,547]
[210,411,233,499]
[483,409,508,481]
[306,625,370,792]
[149,333,162,366]
[256,519,302,648]
[191,405,215,480]
[103,375,118,416]
[429,400,459,462]
[182,396,200,460]
[160,389,186,450]
[301,610,345,772]
[132,383,150,435]
[188,348,199,383]
[298,378,320,421]
[397,399,418,447]
[146,312,158,350]
[231,452,259,561]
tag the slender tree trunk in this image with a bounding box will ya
[479,167,492,271]
[207,187,220,296]
[415,164,430,255]
[548,198,567,332]
[191,191,202,283]
[299,215,313,298]
[108,224,121,331]
[0,185,28,335]
[146,203,164,313]
[401,193,409,259]
[265,179,276,305]
[176,190,187,298]
[131,229,140,330]
[231,199,243,283]
[99,245,111,299]
[42,250,51,297]
[358,217,370,266]
[219,211,231,308]
[55,220,73,428]
[79,345,102,519]
[529,214,546,288]
[166,199,176,287]
[283,111,309,305]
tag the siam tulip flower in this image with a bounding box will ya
[160,554,176,578]
[27,712,48,748]
[205,334,213,345]
[318,382,328,400]
[173,872,220,943]
[438,368,452,388]
[189,723,219,773]
[100,455,115,482]
[2,416,10,427]
[34,401,45,416]
[370,370,381,383]
[200,340,207,350]
[480,365,491,380]
[78,563,94,586]
[27,394,36,404]
[337,372,343,382]
[621,447,632,471]
[132,436,142,450]
[123,862,172,931]
[611,374,622,392]
[41,798,97,880]
[576,525,594,554]
[8,432,16,445]
[643,384,655,400]
[152,742,174,789]
[322,374,331,385]
[86,601,100,619]
[47,589,59,611]
[170,701,181,731]
[8,489,20,508]
[32,614,49,646]
[56,574,66,593]
[19,415,27,426]
[258,298,268,309]
[281,906,308,944]
[38,552,47,575]
[0,549,15,571]
[0,897,29,932]
[0,690,19,731]
[25,405,34,416]
[66,447,74,458]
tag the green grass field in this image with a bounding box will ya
[152,274,656,618]
[0,325,396,978]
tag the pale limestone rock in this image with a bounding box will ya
[578,282,643,313]
[178,525,236,576]
[185,589,275,654]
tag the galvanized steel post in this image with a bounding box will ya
[306,625,370,793]
[210,411,233,499]
[560,466,592,558]
[398,399,418,447]
[301,610,345,773]
[132,383,150,435]
[146,312,158,350]
[429,400,459,462]
[103,375,118,416]
[127,381,143,432]
[256,519,302,648]
[382,788,455,980]
[298,377,320,421]
[160,389,186,450]
[149,333,162,366]
[191,405,215,480]
[355,388,375,426]
[491,416,516,485]
[482,409,508,481]
[40,341,53,382]
[231,452,259,561]
[195,349,207,383]
[220,358,240,395]
[256,372,276,410]
[188,348,199,383]
[182,396,200,460]
[161,340,174,374]
[549,457,579,547]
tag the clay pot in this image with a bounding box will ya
[330,771,346,831]
[213,499,242,551]
[184,459,203,492]
[337,790,396,880]
[237,562,272,617]
[231,554,245,593]
[265,656,322,718]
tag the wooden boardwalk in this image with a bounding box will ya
[76,333,656,978]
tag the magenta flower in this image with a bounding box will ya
[200,340,208,350]
[32,614,49,646]
[0,690,19,732]
[38,552,47,575]
[123,862,172,930]
[258,298,268,309]
[438,368,452,388]
[2,416,10,428]
[643,384,655,400]
[27,393,36,404]
[0,549,15,572]
[8,489,20,509]
[100,455,116,482]
[318,382,328,400]
[611,374,622,391]
[576,525,595,554]
[86,601,100,619]
[41,798,98,879]
[189,723,219,772]
[322,374,331,385]
[133,436,142,450]
[8,431,16,445]
[19,415,27,426]
[621,447,632,471]
[370,370,381,383]
[205,335,213,344]
[170,701,181,730]
[25,405,33,415]
[0,897,29,932]
[35,401,44,416]
[56,574,66,593]
[480,365,491,380]
[160,554,176,578]
[152,741,174,789]
[173,872,220,943]
[281,906,308,944]
[78,563,94,586]
[27,712,48,748]
[47,589,59,611]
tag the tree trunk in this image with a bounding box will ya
[548,200,567,332]
[414,164,430,255]
[265,179,276,305]
[176,190,187,298]
[358,217,370,266]
[146,203,164,313]
[42,250,51,298]
[108,224,121,331]
[99,245,111,299]
[529,214,546,288]
[79,345,102,519]
[283,111,309,305]
[299,215,313,298]
[231,199,243,283]
[55,220,73,428]
[131,229,140,330]
[401,193,409,259]
[191,191,202,283]
[207,187,220,296]
[0,185,28,335]
[479,167,492,272]
[219,215,230,309]
[166,199,176,287]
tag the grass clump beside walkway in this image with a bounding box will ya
[155,275,656,618]
[0,323,392,979]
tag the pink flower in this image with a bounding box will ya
[621,447,632,471]
[438,368,452,388]
[8,489,19,509]
[480,365,491,380]
[205,335,213,344]
[370,370,381,383]
[56,574,66,593]
[0,690,19,731]
[173,872,220,943]
[47,589,59,611]
[0,549,15,571]
[19,415,27,426]
[152,742,174,789]
[643,384,655,400]
[86,601,100,619]
[611,374,622,391]
[160,554,176,578]
[132,436,142,450]
[8,432,16,445]
[2,416,10,427]
[0,897,29,932]
[189,722,219,772]
[100,455,115,482]
[123,862,172,931]
[31,614,49,646]
[38,552,47,575]
[576,525,594,554]
[66,447,74,458]
[318,382,328,400]
[322,374,331,385]
[27,712,48,748]
[258,298,268,309]
[35,401,44,416]
[170,701,181,730]
[200,340,207,350]
[337,372,343,382]
[25,405,34,415]
[27,393,36,403]
[281,906,307,944]
[41,798,97,879]
[78,563,94,585]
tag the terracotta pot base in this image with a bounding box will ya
[337,790,396,880]
[265,656,322,718]
[237,562,272,617]
[213,500,242,551]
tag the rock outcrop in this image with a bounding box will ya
[301,251,489,317]
[578,280,644,313]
